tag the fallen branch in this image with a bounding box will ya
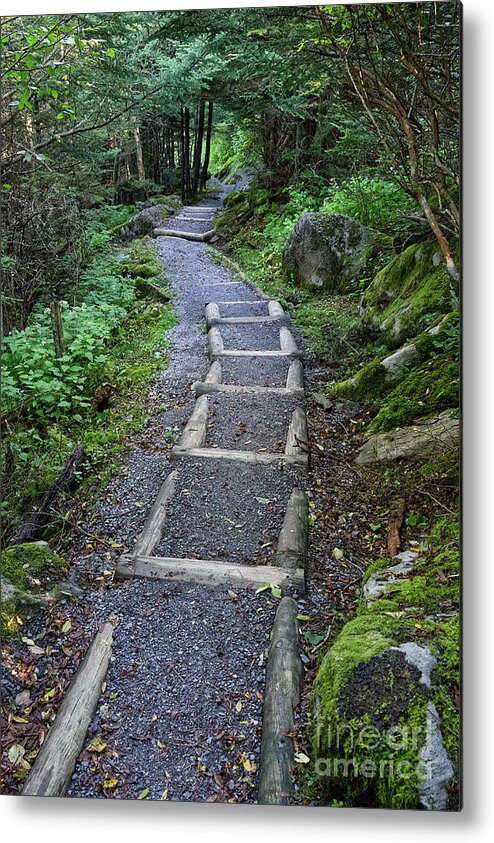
[11,444,86,544]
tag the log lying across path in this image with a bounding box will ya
[258,597,302,804]
[117,554,305,592]
[23,622,114,797]
[153,228,216,242]
[12,444,86,544]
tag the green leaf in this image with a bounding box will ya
[303,632,326,646]
[138,787,150,799]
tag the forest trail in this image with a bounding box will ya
[65,184,309,803]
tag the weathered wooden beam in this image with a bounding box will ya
[177,395,209,449]
[22,622,114,797]
[117,554,305,592]
[208,325,224,357]
[280,327,300,355]
[132,470,179,558]
[268,301,285,318]
[170,445,308,467]
[258,597,302,805]
[286,359,304,391]
[211,350,302,359]
[285,408,309,458]
[206,315,289,327]
[153,228,216,242]
[275,489,309,571]
[194,382,304,398]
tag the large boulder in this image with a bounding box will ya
[361,240,456,347]
[355,410,459,464]
[283,213,376,292]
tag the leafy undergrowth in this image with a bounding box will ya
[2,208,177,544]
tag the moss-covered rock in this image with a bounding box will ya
[283,213,378,292]
[325,312,459,430]
[1,542,67,636]
[361,240,457,346]
[310,520,459,810]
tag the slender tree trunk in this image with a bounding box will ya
[184,107,191,198]
[200,101,213,191]
[191,99,206,197]
[51,300,66,361]
[134,127,145,181]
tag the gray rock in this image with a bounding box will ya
[356,410,459,464]
[363,551,418,603]
[381,344,420,379]
[392,642,436,689]
[419,702,454,810]
[283,213,375,292]
[50,579,84,600]
[1,576,17,601]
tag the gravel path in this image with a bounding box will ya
[218,301,269,318]
[220,356,292,387]
[155,457,304,565]
[64,183,308,803]
[206,392,301,453]
[218,322,282,351]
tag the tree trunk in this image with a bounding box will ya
[200,101,213,191]
[191,99,206,197]
[134,127,145,180]
[184,107,191,198]
[51,300,66,360]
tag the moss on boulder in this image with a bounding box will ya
[361,240,457,347]
[283,213,379,292]
[310,519,459,810]
[1,542,67,636]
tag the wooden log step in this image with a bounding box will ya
[280,327,300,354]
[132,470,179,557]
[286,359,304,391]
[193,382,304,398]
[170,445,308,467]
[258,597,302,804]
[285,407,309,457]
[211,350,302,359]
[177,395,209,449]
[22,621,114,797]
[153,228,216,242]
[206,315,289,327]
[275,489,309,570]
[116,554,305,592]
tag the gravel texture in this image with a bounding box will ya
[59,184,308,803]
[217,301,269,318]
[218,322,282,351]
[205,392,301,453]
[154,457,305,565]
[67,582,281,802]
[219,355,292,387]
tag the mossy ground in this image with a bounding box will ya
[310,518,460,809]
[1,543,68,637]
[361,240,458,347]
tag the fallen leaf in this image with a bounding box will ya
[86,737,107,753]
[138,787,150,799]
[61,620,72,634]
[294,752,310,764]
[332,548,344,560]
[103,778,118,789]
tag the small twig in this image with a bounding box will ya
[415,488,457,516]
